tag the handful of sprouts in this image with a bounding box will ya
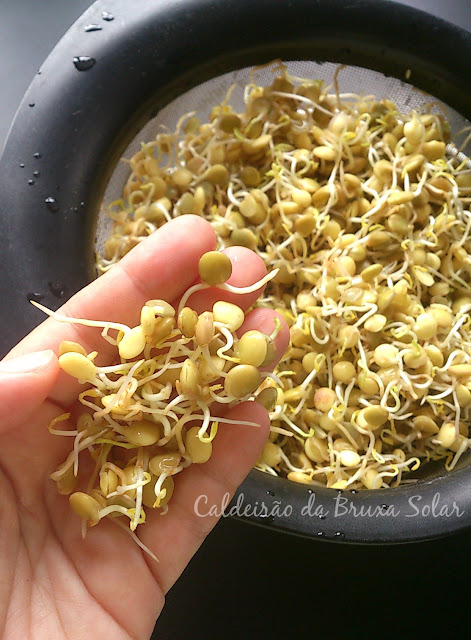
[100,60,471,490]
[36,251,281,553]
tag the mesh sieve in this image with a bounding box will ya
[97,60,471,484]
[98,61,471,250]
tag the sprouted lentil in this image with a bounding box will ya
[98,60,471,490]
[34,253,280,559]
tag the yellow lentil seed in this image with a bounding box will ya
[302,351,319,373]
[361,469,380,490]
[59,352,97,382]
[448,364,471,378]
[198,251,232,285]
[185,426,212,463]
[238,330,268,367]
[258,441,282,466]
[118,326,146,360]
[332,361,356,383]
[364,314,387,333]
[121,420,162,446]
[230,228,258,250]
[99,469,119,496]
[361,264,383,282]
[195,311,215,346]
[202,164,229,186]
[313,387,336,412]
[373,344,399,367]
[239,194,266,224]
[362,405,389,428]
[140,305,156,336]
[425,344,444,367]
[142,476,175,509]
[435,423,456,448]
[337,325,360,348]
[180,359,200,396]
[339,449,361,467]
[333,256,356,277]
[213,301,245,331]
[69,492,101,525]
[287,471,313,485]
[295,213,316,237]
[456,384,471,407]
[358,371,380,395]
[414,313,437,340]
[224,365,261,398]
[403,346,428,369]
[413,415,439,434]
[149,452,181,475]
[178,307,198,338]
[429,306,453,328]
[304,436,328,463]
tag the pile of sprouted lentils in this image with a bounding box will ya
[38,61,471,548]
[36,251,279,558]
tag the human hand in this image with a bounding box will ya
[0,216,289,640]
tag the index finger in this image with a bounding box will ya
[8,216,216,408]
[9,215,216,363]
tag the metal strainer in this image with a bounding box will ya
[98,59,471,486]
[98,61,471,250]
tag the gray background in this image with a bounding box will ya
[1,1,470,639]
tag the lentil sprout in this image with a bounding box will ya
[34,256,280,560]
[98,60,471,491]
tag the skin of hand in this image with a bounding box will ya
[0,215,289,640]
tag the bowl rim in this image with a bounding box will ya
[2,0,471,543]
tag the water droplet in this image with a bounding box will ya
[73,56,96,71]
[19,163,25,168]
[45,197,59,213]
[33,152,41,159]
[101,11,114,21]
[28,102,35,107]
[48,281,66,298]
[28,292,44,303]
[28,179,35,186]
[334,531,345,538]
[33,170,40,178]
[266,490,275,497]
[80,201,85,207]
[319,514,326,520]
[84,23,102,32]
[317,531,325,537]
[381,504,389,510]
[350,489,357,495]
[307,488,313,494]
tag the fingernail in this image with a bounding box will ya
[0,350,54,374]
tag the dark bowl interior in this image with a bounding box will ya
[2,0,471,543]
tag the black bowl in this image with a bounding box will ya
[2,0,471,543]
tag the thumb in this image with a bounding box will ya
[0,350,60,434]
